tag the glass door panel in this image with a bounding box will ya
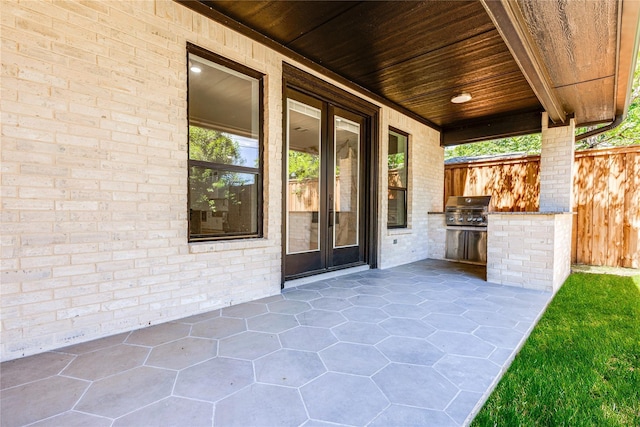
[284,90,368,280]
[286,99,322,254]
[333,116,360,248]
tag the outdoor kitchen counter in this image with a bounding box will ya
[429,211,574,294]
[486,212,574,293]
[431,211,572,214]
[487,211,572,215]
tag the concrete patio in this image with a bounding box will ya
[0,259,552,427]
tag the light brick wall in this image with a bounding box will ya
[0,0,288,361]
[0,0,443,360]
[378,110,444,269]
[427,213,446,260]
[486,213,573,292]
[539,113,575,212]
[552,213,573,289]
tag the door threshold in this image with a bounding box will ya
[283,265,370,290]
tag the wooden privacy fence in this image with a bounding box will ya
[444,145,640,268]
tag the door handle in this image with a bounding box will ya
[328,210,334,227]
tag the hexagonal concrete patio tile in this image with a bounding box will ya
[61,344,149,381]
[282,289,322,301]
[453,297,501,313]
[113,397,212,427]
[489,347,516,365]
[445,390,484,425]
[423,313,479,333]
[310,297,353,311]
[427,331,495,358]
[221,302,267,318]
[254,349,325,387]
[320,342,388,376]
[369,405,458,427]
[0,259,552,427]
[145,337,217,370]
[279,326,337,351]
[215,384,308,426]
[384,284,421,294]
[174,357,253,402]
[419,300,467,315]
[1,376,89,427]
[0,352,74,390]
[297,282,330,290]
[318,287,358,299]
[434,355,501,393]
[383,292,424,304]
[29,411,111,427]
[218,331,280,360]
[175,309,220,324]
[342,306,389,323]
[376,336,444,365]
[300,419,341,427]
[56,332,129,355]
[474,326,525,348]
[417,289,458,302]
[498,305,541,321]
[379,318,436,338]
[382,303,429,318]
[348,294,389,308]
[253,294,285,304]
[75,366,175,418]
[126,322,190,346]
[297,310,347,328]
[331,321,389,345]
[373,364,457,410]
[301,373,389,425]
[487,295,538,310]
[190,316,246,339]
[267,299,312,314]
[354,285,390,296]
[247,312,299,333]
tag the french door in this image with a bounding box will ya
[284,89,367,279]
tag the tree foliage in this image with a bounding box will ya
[189,126,246,212]
[444,134,542,160]
[388,152,405,170]
[288,150,319,181]
[189,126,242,165]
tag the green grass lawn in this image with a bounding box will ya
[472,273,640,426]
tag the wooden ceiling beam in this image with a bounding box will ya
[441,110,542,146]
[480,0,566,124]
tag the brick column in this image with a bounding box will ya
[539,112,575,212]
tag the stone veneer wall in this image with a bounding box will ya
[486,213,573,293]
[0,0,443,360]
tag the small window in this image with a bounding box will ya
[388,128,408,228]
[187,45,263,241]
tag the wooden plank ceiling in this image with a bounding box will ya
[188,0,633,146]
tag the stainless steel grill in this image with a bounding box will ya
[445,195,491,227]
[444,196,491,265]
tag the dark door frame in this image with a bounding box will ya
[281,63,379,286]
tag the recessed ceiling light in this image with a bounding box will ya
[190,65,202,73]
[451,92,472,104]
